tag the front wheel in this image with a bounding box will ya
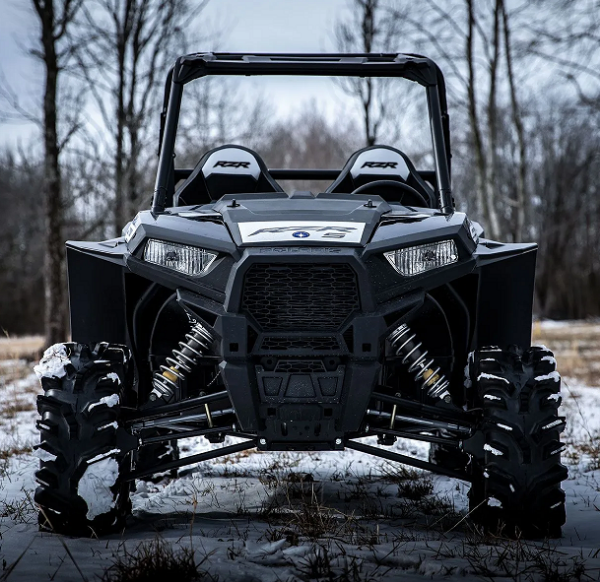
[464,346,567,538]
[34,343,133,536]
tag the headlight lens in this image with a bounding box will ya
[384,240,458,276]
[144,239,217,276]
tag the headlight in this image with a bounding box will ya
[384,240,458,276]
[144,239,217,276]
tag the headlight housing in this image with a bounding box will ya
[384,240,458,276]
[144,239,217,276]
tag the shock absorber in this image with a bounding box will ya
[150,322,214,402]
[388,323,451,402]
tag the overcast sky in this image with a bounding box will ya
[0,0,355,148]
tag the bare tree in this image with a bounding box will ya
[526,0,600,112]
[532,104,600,318]
[176,77,274,165]
[390,0,539,240]
[78,0,208,235]
[466,0,495,236]
[0,150,45,335]
[260,104,361,192]
[501,0,527,241]
[333,0,407,147]
[30,0,84,346]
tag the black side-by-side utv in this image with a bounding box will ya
[34,53,566,537]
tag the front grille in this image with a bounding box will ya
[242,263,359,331]
[261,336,340,352]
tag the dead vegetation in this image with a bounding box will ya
[0,401,34,419]
[564,430,600,472]
[532,321,600,384]
[295,541,386,582]
[246,457,460,548]
[100,539,217,582]
[0,444,32,461]
[439,532,589,582]
[0,489,37,524]
[0,336,44,362]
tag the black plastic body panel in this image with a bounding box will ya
[474,245,537,349]
[67,245,128,345]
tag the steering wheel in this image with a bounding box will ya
[350,179,429,207]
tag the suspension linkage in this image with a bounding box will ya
[371,390,473,429]
[346,440,470,482]
[124,390,230,425]
[140,425,233,446]
[124,439,257,482]
[366,408,471,434]
[366,425,462,447]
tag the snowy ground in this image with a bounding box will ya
[1,344,600,580]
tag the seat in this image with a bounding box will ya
[325,145,436,208]
[174,145,284,206]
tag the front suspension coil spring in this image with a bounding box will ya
[150,322,214,402]
[388,323,451,402]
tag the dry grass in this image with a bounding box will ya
[296,541,386,582]
[100,539,216,582]
[0,444,32,461]
[0,443,33,479]
[564,431,600,471]
[532,320,600,384]
[440,532,589,582]
[0,401,35,418]
[0,489,37,523]
[0,335,44,361]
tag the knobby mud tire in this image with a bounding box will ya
[467,346,567,538]
[35,343,133,536]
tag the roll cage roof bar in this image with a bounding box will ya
[152,53,453,215]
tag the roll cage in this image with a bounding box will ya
[152,52,453,215]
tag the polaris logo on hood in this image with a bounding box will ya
[238,221,365,244]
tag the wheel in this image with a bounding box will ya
[465,346,567,538]
[34,342,133,536]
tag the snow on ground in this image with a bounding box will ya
[0,356,599,581]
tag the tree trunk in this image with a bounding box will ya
[483,0,502,240]
[501,0,527,241]
[466,0,488,228]
[466,0,501,239]
[113,0,134,236]
[36,0,67,346]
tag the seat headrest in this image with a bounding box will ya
[348,148,411,183]
[175,145,283,206]
[326,145,435,207]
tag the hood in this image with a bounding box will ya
[207,192,453,247]
[125,192,474,257]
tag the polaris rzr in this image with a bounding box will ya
[34,53,566,537]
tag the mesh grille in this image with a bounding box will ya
[275,360,325,373]
[261,336,340,352]
[242,263,359,331]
